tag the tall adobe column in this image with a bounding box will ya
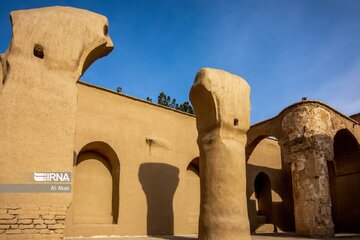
[281,105,334,238]
[0,6,113,207]
[190,68,251,240]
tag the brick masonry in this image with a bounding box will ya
[0,205,67,239]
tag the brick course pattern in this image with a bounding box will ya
[0,205,66,239]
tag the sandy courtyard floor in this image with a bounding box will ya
[64,233,360,240]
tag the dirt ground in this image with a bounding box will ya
[64,233,360,240]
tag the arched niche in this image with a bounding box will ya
[73,141,120,224]
[186,157,200,233]
[328,129,360,232]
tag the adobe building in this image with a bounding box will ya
[0,6,359,240]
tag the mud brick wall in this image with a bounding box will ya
[0,205,67,239]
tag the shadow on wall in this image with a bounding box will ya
[138,163,179,235]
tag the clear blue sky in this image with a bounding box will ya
[1,0,360,123]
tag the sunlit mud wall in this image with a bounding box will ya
[64,82,287,238]
[65,82,200,237]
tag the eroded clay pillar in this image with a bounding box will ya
[190,68,251,240]
[281,106,334,238]
[0,6,113,207]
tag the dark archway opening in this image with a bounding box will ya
[254,172,273,226]
[329,129,360,233]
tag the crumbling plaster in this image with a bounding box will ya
[247,101,360,238]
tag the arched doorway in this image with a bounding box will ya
[73,141,120,224]
[186,157,200,233]
[246,136,294,232]
[254,172,273,225]
[329,129,360,232]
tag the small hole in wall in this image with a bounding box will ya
[33,44,44,59]
[234,118,239,126]
[103,25,108,36]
